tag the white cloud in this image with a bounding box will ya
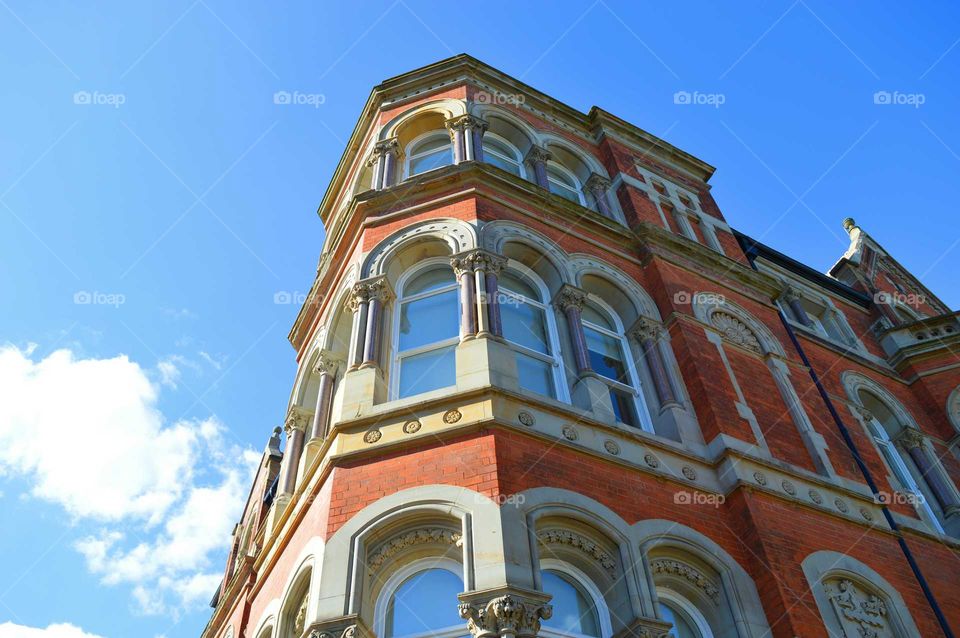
[0,345,259,616]
[0,622,105,638]
[156,358,182,389]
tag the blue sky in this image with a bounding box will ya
[1,2,958,637]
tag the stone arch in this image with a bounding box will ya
[479,220,573,287]
[568,254,660,322]
[539,132,608,184]
[362,218,477,279]
[251,601,279,638]
[840,371,918,432]
[314,485,504,626]
[516,487,650,629]
[801,550,922,637]
[378,98,468,142]
[947,386,960,434]
[276,548,318,638]
[471,103,541,156]
[634,520,772,638]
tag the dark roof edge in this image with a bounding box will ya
[734,230,871,307]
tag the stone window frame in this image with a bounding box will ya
[801,550,922,638]
[655,586,714,638]
[482,131,527,179]
[404,129,456,179]
[276,557,315,638]
[372,555,467,638]
[538,557,614,638]
[631,165,724,254]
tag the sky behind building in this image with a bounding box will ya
[1,2,959,637]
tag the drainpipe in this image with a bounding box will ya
[740,241,955,638]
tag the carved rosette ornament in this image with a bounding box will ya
[458,594,553,638]
[710,312,762,354]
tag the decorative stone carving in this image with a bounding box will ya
[458,593,553,638]
[650,558,720,603]
[518,411,535,427]
[644,453,660,469]
[402,420,421,434]
[524,146,552,165]
[752,471,768,486]
[561,424,579,441]
[825,578,890,638]
[711,311,762,354]
[896,427,926,450]
[603,440,620,456]
[860,507,874,522]
[305,615,369,638]
[629,317,663,342]
[313,350,341,377]
[781,480,797,496]
[363,429,382,444]
[553,285,589,312]
[444,409,463,424]
[854,405,875,423]
[367,528,463,571]
[681,466,697,481]
[284,406,311,436]
[293,589,309,637]
[347,277,393,312]
[809,489,823,505]
[780,285,803,303]
[834,498,849,513]
[538,529,617,577]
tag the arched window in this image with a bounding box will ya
[406,132,454,177]
[546,162,584,205]
[539,563,609,638]
[394,261,459,399]
[657,588,713,638]
[377,559,465,638]
[581,302,652,431]
[858,390,944,532]
[499,268,567,400]
[483,133,525,177]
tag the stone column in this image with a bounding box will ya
[468,250,507,339]
[375,137,401,189]
[471,118,488,163]
[553,284,592,374]
[346,283,371,370]
[451,253,478,340]
[629,318,678,408]
[781,285,813,327]
[361,277,393,369]
[584,173,613,217]
[445,117,466,164]
[278,406,310,497]
[899,428,960,518]
[525,146,552,189]
[310,351,340,440]
[458,590,553,638]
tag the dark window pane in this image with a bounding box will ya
[610,387,638,427]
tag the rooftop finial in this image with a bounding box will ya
[842,217,857,233]
[267,426,283,455]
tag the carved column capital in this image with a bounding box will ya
[524,145,552,165]
[445,114,488,134]
[897,427,927,449]
[469,249,507,275]
[348,276,393,311]
[450,253,476,278]
[613,616,674,638]
[313,349,341,377]
[853,405,874,423]
[369,137,400,165]
[284,406,311,436]
[458,590,553,638]
[780,284,803,303]
[553,284,589,312]
[584,172,612,193]
[629,317,663,343]
[305,615,372,638]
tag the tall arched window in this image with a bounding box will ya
[483,133,525,177]
[657,588,713,638]
[394,261,459,399]
[581,302,652,431]
[406,132,454,177]
[377,559,465,638]
[546,162,584,205]
[499,268,567,400]
[539,563,609,638]
[858,391,944,532]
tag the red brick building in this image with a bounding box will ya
[202,55,960,638]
